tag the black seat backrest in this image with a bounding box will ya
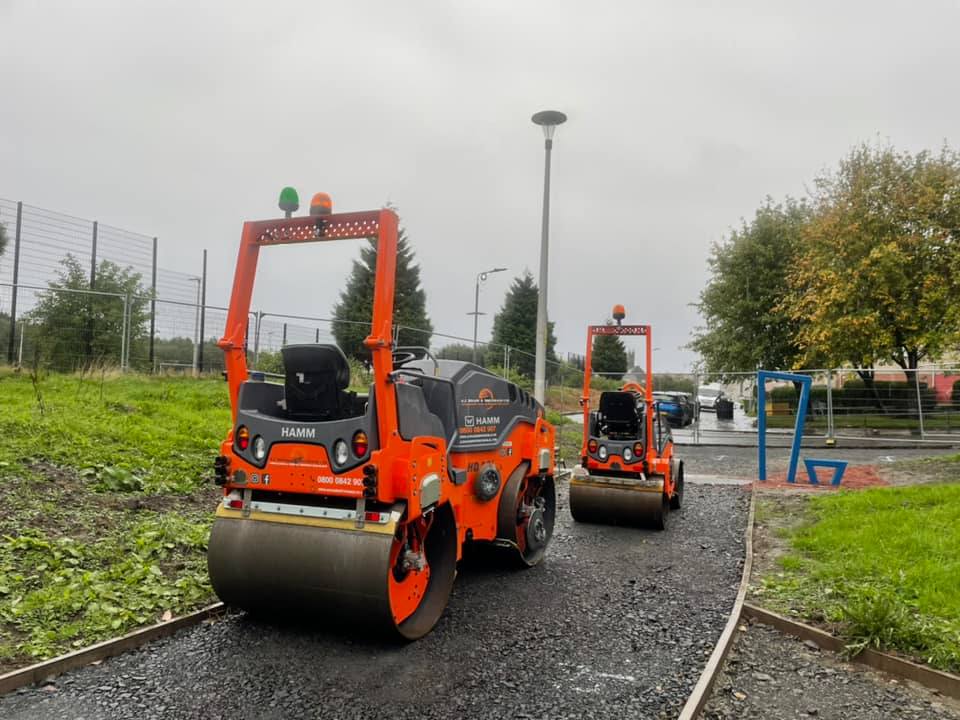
[282,344,351,420]
[598,391,640,438]
[418,377,458,446]
[395,383,446,442]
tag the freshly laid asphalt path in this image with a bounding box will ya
[0,480,749,720]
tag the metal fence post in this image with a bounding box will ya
[5,201,22,363]
[90,221,98,289]
[149,236,158,367]
[16,320,24,367]
[120,293,130,371]
[914,367,925,439]
[693,372,700,446]
[198,250,207,373]
[282,322,288,347]
[826,369,835,445]
[253,310,262,366]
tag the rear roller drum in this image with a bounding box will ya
[569,475,669,530]
[496,462,556,567]
[207,503,457,641]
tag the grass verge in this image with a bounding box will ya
[754,484,960,672]
[0,368,228,671]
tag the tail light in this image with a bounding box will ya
[633,442,643,456]
[352,430,369,457]
[588,439,598,453]
[236,426,250,451]
[213,455,229,486]
[362,464,378,499]
[224,490,243,509]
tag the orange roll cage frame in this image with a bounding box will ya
[217,209,400,450]
[580,323,654,463]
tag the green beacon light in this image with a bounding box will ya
[279,187,300,218]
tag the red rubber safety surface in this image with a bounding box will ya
[762,464,887,491]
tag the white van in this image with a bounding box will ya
[697,384,724,411]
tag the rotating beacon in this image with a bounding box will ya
[207,189,557,639]
[569,305,684,529]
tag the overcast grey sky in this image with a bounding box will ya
[2,0,958,371]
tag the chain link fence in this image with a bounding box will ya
[5,198,960,447]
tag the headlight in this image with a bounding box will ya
[334,439,349,466]
[252,436,267,461]
[598,445,608,461]
[623,446,633,463]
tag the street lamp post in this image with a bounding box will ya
[531,109,567,404]
[467,267,507,364]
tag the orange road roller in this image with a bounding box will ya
[207,191,557,640]
[569,305,684,529]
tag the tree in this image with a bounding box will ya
[787,144,960,383]
[490,271,557,378]
[690,198,809,377]
[28,255,150,370]
[332,226,433,361]
[591,321,628,377]
[0,221,7,259]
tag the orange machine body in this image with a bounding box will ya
[209,206,556,638]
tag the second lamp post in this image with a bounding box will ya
[469,267,507,364]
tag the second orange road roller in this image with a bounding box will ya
[569,306,684,529]
[207,191,557,640]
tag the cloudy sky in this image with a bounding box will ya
[2,0,958,371]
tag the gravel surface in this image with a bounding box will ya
[0,482,748,720]
[681,445,957,479]
[704,621,960,720]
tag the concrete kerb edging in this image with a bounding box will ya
[741,603,960,701]
[0,603,225,696]
[676,485,757,720]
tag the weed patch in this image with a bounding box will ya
[0,370,224,670]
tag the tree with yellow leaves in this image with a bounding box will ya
[786,143,960,399]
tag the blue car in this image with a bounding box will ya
[653,391,694,427]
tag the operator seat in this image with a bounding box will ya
[598,390,641,440]
[282,344,355,420]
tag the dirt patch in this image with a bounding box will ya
[24,460,78,486]
[108,487,216,514]
[879,458,960,485]
[762,463,887,490]
[749,492,808,593]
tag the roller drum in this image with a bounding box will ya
[208,506,457,640]
[569,476,667,528]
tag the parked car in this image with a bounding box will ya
[697,385,725,412]
[653,391,695,427]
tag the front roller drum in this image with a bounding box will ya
[207,504,458,640]
[569,475,668,530]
